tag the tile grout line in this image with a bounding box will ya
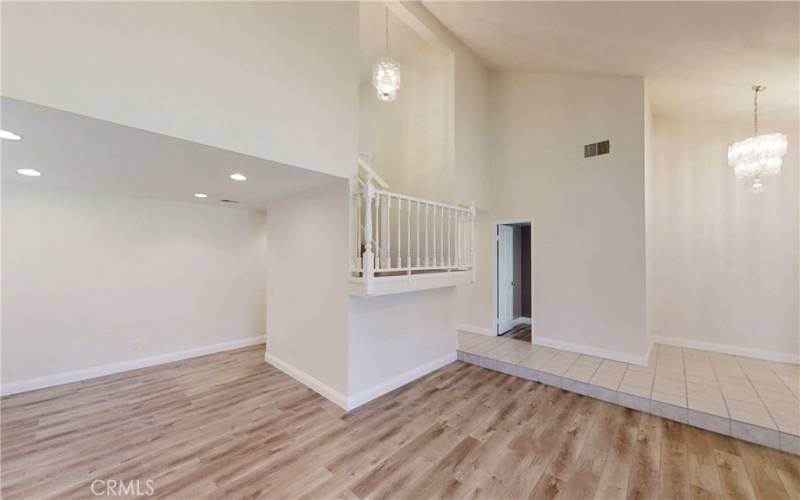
[557,353,581,378]
[681,346,688,409]
[766,360,800,402]
[707,352,733,421]
[648,344,659,400]
[733,354,781,433]
[570,355,604,386]
[617,362,630,392]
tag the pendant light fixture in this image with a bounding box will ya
[372,6,400,102]
[727,85,788,193]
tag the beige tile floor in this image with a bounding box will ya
[457,331,800,455]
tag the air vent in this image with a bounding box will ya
[584,140,610,158]
[220,199,239,204]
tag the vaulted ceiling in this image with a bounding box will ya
[423,1,799,120]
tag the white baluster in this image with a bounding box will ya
[363,176,375,295]
[447,207,452,269]
[397,197,401,269]
[425,203,429,267]
[439,205,443,268]
[406,198,410,272]
[356,195,362,269]
[375,193,381,270]
[416,201,420,268]
[458,210,464,268]
[386,195,391,269]
[432,204,437,267]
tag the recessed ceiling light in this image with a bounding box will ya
[230,173,247,181]
[194,193,208,199]
[0,129,22,141]
[16,168,41,177]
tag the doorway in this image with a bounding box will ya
[496,222,532,342]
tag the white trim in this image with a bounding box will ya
[492,219,534,346]
[643,340,654,365]
[535,336,650,366]
[349,271,470,297]
[513,316,532,326]
[357,156,390,189]
[347,352,457,411]
[1,336,265,397]
[654,336,799,365]
[457,324,496,337]
[265,352,349,410]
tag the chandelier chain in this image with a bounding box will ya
[754,87,759,135]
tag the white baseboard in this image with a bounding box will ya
[513,316,532,326]
[535,336,650,366]
[654,336,799,365]
[265,352,348,410]
[347,352,457,411]
[457,324,495,336]
[1,336,265,397]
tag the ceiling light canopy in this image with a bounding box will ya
[16,168,41,177]
[1,129,22,141]
[728,86,788,193]
[372,7,400,102]
[229,173,247,181]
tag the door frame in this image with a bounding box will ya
[497,224,515,335]
[493,219,534,341]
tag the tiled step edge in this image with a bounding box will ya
[457,350,799,456]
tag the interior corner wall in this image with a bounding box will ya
[1,182,267,389]
[358,3,451,203]
[455,210,496,334]
[488,73,648,361]
[2,1,358,179]
[386,1,493,209]
[265,180,351,402]
[647,115,799,362]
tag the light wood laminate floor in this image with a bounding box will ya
[2,346,799,499]
[459,333,800,454]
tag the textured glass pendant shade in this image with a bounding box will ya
[373,57,401,102]
[728,86,787,193]
[372,7,400,102]
[728,133,788,192]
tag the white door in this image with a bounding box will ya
[497,225,515,334]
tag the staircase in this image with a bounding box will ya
[349,157,476,296]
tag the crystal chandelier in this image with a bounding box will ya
[372,7,400,102]
[727,85,788,193]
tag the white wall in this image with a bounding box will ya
[487,73,648,362]
[348,287,456,406]
[648,115,799,362]
[1,1,358,179]
[359,4,450,203]
[265,181,351,403]
[1,182,267,387]
[337,2,492,409]
[396,2,493,209]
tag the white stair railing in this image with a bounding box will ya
[350,174,475,295]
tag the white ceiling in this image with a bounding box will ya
[423,1,799,120]
[1,98,339,210]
